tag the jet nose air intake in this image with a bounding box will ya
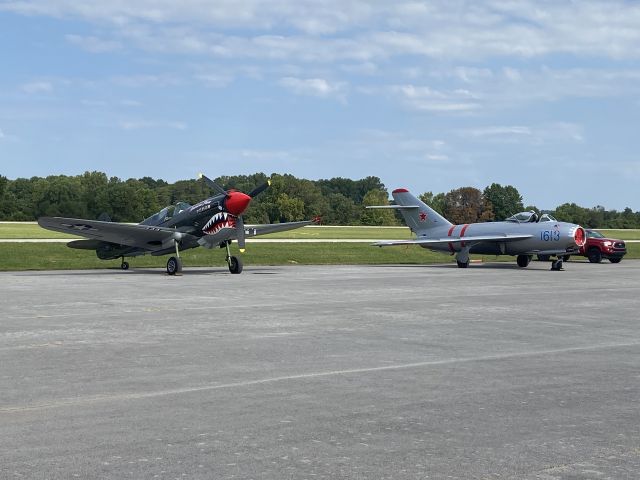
[225,191,252,216]
[574,226,586,247]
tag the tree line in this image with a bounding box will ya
[0,172,638,228]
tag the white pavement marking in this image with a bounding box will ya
[2,341,638,413]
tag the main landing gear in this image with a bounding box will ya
[516,255,531,268]
[120,258,129,270]
[224,241,243,274]
[166,239,183,275]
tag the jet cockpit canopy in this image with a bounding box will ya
[505,211,557,223]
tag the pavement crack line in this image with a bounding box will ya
[2,340,639,414]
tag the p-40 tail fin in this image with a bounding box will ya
[368,188,452,234]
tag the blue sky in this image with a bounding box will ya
[1,1,639,210]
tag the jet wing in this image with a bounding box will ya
[373,233,533,247]
[245,220,315,237]
[38,217,198,251]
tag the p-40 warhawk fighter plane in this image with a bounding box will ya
[38,174,312,275]
[370,188,586,271]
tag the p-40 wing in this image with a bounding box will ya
[244,220,315,237]
[38,217,199,252]
[373,233,533,247]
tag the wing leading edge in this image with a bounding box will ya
[373,233,533,247]
[38,217,198,252]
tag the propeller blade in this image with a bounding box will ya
[248,179,271,198]
[237,215,246,252]
[198,173,227,196]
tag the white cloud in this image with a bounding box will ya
[119,120,187,131]
[390,84,482,113]
[65,34,121,53]
[5,1,640,62]
[21,81,53,93]
[459,123,584,145]
[279,77,347,99]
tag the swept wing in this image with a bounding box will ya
[373,233,532,247]
[37,217,199,252]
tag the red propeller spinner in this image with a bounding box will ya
[225,191,252,216]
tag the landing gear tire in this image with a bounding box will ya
[587,248,602,263]
[228,255,243,274]
[551,259,564,271]
[517,255,531,268]
[609,258,622,264]
[456,260,469,268]
[537,254,550,262]
[120,261,129,270]
[167,256,183,275]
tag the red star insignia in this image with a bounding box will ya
[419,211,428,222]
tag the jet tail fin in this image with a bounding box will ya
[389,188,452,233]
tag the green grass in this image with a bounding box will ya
[1,242,638,272]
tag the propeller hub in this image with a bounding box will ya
[225,191,252,216]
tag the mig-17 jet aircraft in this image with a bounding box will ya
[369,188,586,271]
[38,174,312,275]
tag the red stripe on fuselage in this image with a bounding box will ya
[460,224,470,247]
[447,225,456,252]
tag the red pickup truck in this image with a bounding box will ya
[578,229,627,263]
[537,229,626,263]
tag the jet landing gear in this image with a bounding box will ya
[516,255,532,268]
[455,248,470,268]
[550,258,564,271]
[224,241,243,274]
[120,257,129,270]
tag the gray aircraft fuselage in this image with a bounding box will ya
[374,188,586,270]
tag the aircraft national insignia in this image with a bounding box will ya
[419,211,428,222]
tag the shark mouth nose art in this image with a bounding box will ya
[203,212,237,235]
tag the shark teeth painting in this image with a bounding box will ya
[203,212,237,235]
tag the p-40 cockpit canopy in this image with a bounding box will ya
[141,201,192,226]
[505,211,557,223]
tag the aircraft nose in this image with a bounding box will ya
[225,191,252,216]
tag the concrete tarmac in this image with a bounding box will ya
[1,260,639,479]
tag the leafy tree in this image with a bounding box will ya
[360,189,398,225]
[418,191,446,215]
[442,187,493,224]
[275,193,305,222]
[483,183,524,221]
[553,203,589,226]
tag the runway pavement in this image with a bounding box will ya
[1,261,639,479]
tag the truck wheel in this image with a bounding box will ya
[587,248,602,263]
[609,258,622,264]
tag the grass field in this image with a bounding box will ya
[1,223,638,271]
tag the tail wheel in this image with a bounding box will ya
[587,248,602,263]
[228,255,243,274]
[517,255,531,268]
